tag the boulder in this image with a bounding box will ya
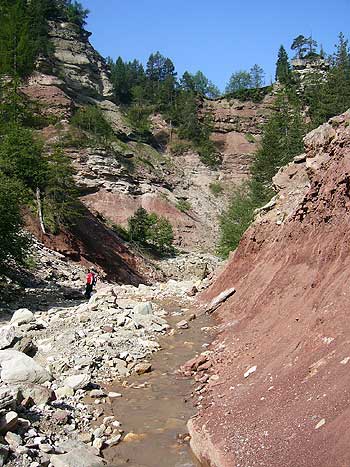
[107,392,122,399]
[13,337,37,356]
[50,447,105,467]
[4,432,22,450]
[176,320,189,329]
[132,302,153,316]
[0,350,51,385]
[17,383,55,406]
[134,363,152,375]
[0,326,16,350]
[0,387,18,410]
[180,354,209,374]
[104,434,121,447]
[0,411,18,435]
[10,309,34,326]
[63,373,91,390]
[52,410,69,425]
[55,386,74,399]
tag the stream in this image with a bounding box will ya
[102,301,213,467]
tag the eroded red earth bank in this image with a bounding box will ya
[189,111,350,467]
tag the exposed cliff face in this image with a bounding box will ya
[25,205,157,284]
[48,21,113,100]
[205,96,273,185]
[188,110,350,466]
[22,21,275,263]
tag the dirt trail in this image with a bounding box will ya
[103,302,213,467]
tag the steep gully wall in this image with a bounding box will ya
[20,21,274,273]
[188,111,350,467]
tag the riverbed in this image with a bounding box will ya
[103,301,213,467]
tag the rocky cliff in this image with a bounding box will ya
[205,96,273,185]
[21,20,274,273]
[188,110,350,466]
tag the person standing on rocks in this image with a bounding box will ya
[84,268,97,299]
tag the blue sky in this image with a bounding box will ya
[82,0,350,91]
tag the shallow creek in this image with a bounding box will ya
[102,301,213,467]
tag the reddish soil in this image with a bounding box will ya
[26,205,156,284]
[82,190,198,248]
[21,83,73,118]
[189,112,350,466]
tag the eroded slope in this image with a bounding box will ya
[189,110,350,467]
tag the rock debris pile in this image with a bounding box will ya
[0,277,205,467]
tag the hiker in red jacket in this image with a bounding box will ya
[84,269,97,299]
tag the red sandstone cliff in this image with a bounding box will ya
[189,110,350,467]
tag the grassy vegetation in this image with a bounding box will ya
[168,140,192,156]
[175,199,191,213]
[224,85,273,103]
[209,181,224,196]
[245,133,256,143]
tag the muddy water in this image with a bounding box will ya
[103,303,213,467]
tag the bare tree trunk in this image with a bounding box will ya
[169,120,173,142]
[36,187,46,235]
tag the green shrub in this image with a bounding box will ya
[218,183,257,258]
[126,105,152,141]
[225,85,273,103]
[169,140,192,156]
[176,199,191,213]
[209,182,224,196]
[60,127,91,148]
[146,213,174,252]
[196,140,221,168]
[0,124,47,193]
[71,106,113,142]
[245,133,256,143]
[128,207,174,254]
[109,223,130,241]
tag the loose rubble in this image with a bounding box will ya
[0,274,209,466]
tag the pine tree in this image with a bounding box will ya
[43,149,80,233]
[218,90,306,258]
[0,174,30,271]
[0,0,35,77]
[128,207,152,243]
[145,52,177,107]
[334,32,350,70]
[180,72,195,92]
[65,1,89,27]
[305,33,350,125]
[291,35,309,59]
[275,45,292,83]
[0,124,47,192]
[250,64,265,88]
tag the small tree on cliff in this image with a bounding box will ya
[225,71,252,93]
[275,45,292,83]
[127,207,150,243]
[146,213,174,253]
[127,207,174,254]
[250,64,265,88]
[65,1,89,27]
[291,35,309,59]
[43,149,80,234]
